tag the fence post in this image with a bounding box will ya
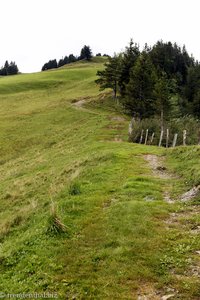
[144,129,149,145]
[158,130,164,147]
[172,133,178,148]
[183,130,187,146]
[166,128,169,148]
[150,132,155,145]
[139,129,144,144]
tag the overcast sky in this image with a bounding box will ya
[1,0,200,73]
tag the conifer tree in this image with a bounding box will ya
[124,52,157,118]
[58,58,64,68]
[154,73,171,129]
[118,39,140,96]
[96,54,122,99]
[80,45,92,61]
[68,54,76,63]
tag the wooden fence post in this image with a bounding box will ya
[144,129,149,145]
[158,130,164,147]
[139,130,144,144]
[128,123,133,136]
[183,130,187,146]
[150,132,155,145]
[172,133,178,147]
[166,128,169,148]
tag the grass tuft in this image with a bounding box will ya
[68,182,81,195]
[46,203,67,236]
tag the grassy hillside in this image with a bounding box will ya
[0,60,199,299]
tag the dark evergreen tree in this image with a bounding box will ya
[183,64,200,117]
[4,61,9,75]
[80,45,92,61]
[41,63,48,71]
[58,58,64,68]
[68,54,77,63]
[124,52,157,118]
[63,56,69,64]
[153,73,171,129]
[41,59,58,71]
[96,54,122,99]
[0,61,19,76]
[149,41,194,85]
[9,62,19,75]
[51,59,58,69]
[42,53,77,71]
[118,39,140,96]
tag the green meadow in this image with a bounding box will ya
[0,58,199,299]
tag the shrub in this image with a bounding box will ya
[129,116,200,146]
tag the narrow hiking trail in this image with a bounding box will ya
[140,154,200,300]
[72,97,127,142]
[144,154,175,204]
[144,154,200,203]
[71,98,200,299]
[71,98,100,115]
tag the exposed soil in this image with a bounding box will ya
[180,185,200,202]
[71,98,99,115]
[112,136,123,142]
[144,154,200,203]
[140,154,200,299]
[143,155,172,180]
[73,99,86,108]
[137,284,176,300]
[109,116,126,122]
[143,154,174,203]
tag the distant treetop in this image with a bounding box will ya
[79,45,92,61]
[41,45,93,71]
[0,61,19,76]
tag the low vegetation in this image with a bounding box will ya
[0,58,199,299]
[129,116,200,146]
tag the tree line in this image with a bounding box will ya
[42,45,93,71]
[96,40,200,121]
[0,61,19,76]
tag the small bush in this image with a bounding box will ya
[69,182,81,195]
[46,203,67,236]
[129,116,200,146]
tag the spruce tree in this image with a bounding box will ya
[63,56,69,64]
[96,54,122,99]
[118,39,140,96]
[124,52,157,118]
[68,54,76,63]
[154,73,171,129]
[58,59,64,68]
[80,45,92,61]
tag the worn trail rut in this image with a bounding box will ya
[138,154,200,300]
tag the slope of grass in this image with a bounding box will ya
[166,146,200,187]
[0,60,199,299]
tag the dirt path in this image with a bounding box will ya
[71,98,99,115]
[144,154,171,179]
[144,154,174,203]
[144,154,200,203]
[72,98,127,142]
[139,154,200,299]
[73,99,86,108]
